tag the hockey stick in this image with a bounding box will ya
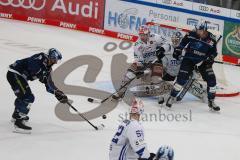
[88,77,135,104]
[176,75,195,101]
[67,102,105,130]
[213,60,240,67]
[87,59,158,104]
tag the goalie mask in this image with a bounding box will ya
[171,31,183,48]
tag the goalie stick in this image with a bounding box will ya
[67,102,105,130]
[87,59,158,104]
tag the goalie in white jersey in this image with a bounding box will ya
[112,25,166,100]
[109,98,174,160]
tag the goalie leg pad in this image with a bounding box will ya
[129,81,172,97]
[188,80,208,102]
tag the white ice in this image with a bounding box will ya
[0,19,240,160]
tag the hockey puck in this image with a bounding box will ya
[87,98,94,103]
[102,115,107,119]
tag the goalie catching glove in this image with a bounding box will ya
[54,89,68,103]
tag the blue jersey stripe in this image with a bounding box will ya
[119,144,127,160]
[136,147,146,157]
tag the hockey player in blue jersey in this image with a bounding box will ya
[7,48,68,133]
[166,22,220,111]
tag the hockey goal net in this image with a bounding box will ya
[146,21,239,97]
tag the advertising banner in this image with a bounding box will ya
[0,0,105,28]
[192,3,231,17]
[104,0,224,34]
[104,0,224,52]
[230,9,240,20]
[222,21,240,62]
[156,0,193,10]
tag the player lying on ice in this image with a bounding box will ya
[7,48,68,133]
[109,98,174,160]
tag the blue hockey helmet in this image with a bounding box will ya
[48,48,62,61]
[155,145,174,160]
[196,21,208,31]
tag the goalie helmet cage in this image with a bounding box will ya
[146,21,239,97]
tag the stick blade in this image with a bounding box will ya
[97,124,105,130]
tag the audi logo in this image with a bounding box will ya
[0,0,46,11]
[199,5,209,12]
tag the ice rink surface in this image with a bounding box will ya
[0,19,240,160]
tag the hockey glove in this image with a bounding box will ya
[173,48,182,60]
[156,47,165,60]
[204,55,215,66]
[135,71,145,79]
[55,90,68,104]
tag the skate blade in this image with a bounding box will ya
[209,108,221,113]
[13,126,31,134]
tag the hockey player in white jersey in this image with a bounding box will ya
[109,98,175,160]
[109,98,155,160]
[112,25,166,100]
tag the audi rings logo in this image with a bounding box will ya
[199,5,209,12]
[0,0,46,11]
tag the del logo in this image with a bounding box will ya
[225,26,240,56]
[108,8,147,31]
[187,18,198,26]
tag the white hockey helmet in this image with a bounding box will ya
[155,145,174,160]
[129,98,144,115]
